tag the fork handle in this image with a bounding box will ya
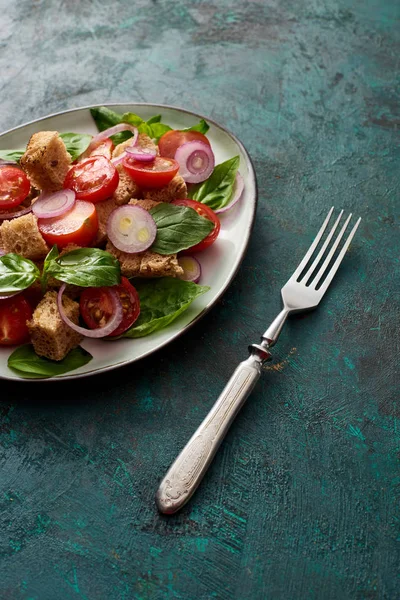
[155,345,271,514]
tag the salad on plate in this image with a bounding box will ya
[0,106,244,379]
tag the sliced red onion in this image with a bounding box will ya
[107,205,157,253]
[125,145,157,162]
[91,123,138,147]
[177,256,201,283]
[214,171,244,214]
[175,141,215,184]
[57,283,123,338]
[32,189,76,219]
[0,249,5,256]
[0,205,32,221]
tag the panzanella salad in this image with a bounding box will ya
[0,106,244,378]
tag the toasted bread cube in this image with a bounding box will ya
[93,197,119,246]
[20,131,72,192]
[27,291,83,361]
[128,198,160,211]
[143,175,187,203]
[113,167,142,205]
[105,241,183,279]
[0,213,49,261]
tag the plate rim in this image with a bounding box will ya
[0,102,258,382]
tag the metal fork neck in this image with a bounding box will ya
[262,308,290,347]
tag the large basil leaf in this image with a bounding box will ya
[0,149,25,163]
[0,254,40,293]
[149,203,214,255]
[122,277,210,338]
[191,156,240,211]
[8,344,93,379]
[60,132,92,161]
[46,248,121,287]
[183,119,210,135]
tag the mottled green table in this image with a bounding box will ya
[1,1,399,599]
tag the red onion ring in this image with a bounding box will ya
[106,205,157,253]
[0,205,32,221]
[175,141,215,183]
[32,189,76,219]
[57,283,123,338]
[214,171,244,214]
[90,123,138,147]
[177,256,201,283]
[125,145,157,162]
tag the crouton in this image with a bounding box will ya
[105,240,183,279]
[128,198,160,212]
[27,291,83,361]
[0,213,49,261]
[93,197,119,246]
[20,131,71,192]
[113,167,142,205]
[143,175,187,203]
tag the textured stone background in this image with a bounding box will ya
[0,1,399,599]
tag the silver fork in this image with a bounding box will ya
[156,207,361,514]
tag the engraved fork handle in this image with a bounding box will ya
[155,343,271,514]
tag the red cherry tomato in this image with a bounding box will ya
[171,198,220,253]
[89,137,115,160]
[122,155,179,188]
[79,277,140,337]
[0,294,33,346]
[0,166,31,209]
[64,156,119,204]
[158,130,211,159]
[38,199,98,248]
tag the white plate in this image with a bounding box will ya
[0,103,257,381]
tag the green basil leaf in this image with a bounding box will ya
[147,122,172,141]
[41,245,59,293]
[90,106,124,130]
[0,149,25,163]
[60,132,92,161]
[122,278,210,338]
[183,119,210,134]
[121,111,145,127]
[46,248,121,287]
[8,344,93,379]
[146,115,162,125]
[191,156,240,211]
[149,203,214,255]
[0,254,40,293]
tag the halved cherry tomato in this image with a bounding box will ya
[38,199,98,248]
[79,277,140,337]
[158,130,211,159]
[89,137,115,160]
[0,294,33,346]
[171,198,220,253]
[122,156,179,189]
[64,156,119,204]
[0,166,31,209]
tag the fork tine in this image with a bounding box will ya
[292,207,335,280]
[311,213,352,288]
[315,216,362,294]
[301,209,344,284]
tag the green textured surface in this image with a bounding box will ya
[0,1,399,599]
